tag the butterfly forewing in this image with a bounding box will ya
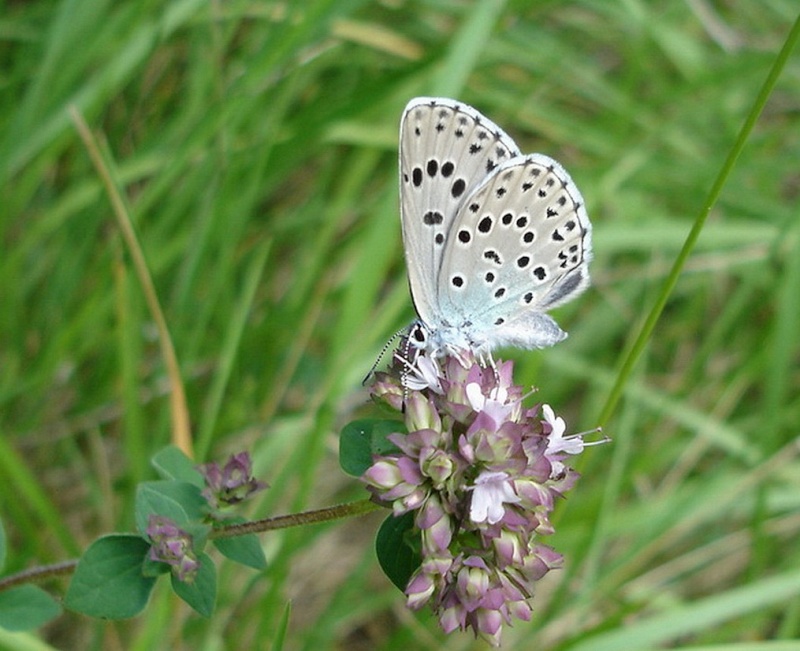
[399,98,521,325]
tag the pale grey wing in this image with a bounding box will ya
[437,153,592,350]
[399,97,521,326]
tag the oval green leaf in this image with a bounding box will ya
[213,533,267,570]
[151,446,205,486]
[134,480,207,534]
[0,585,62,631]
[339,419,405,477]
[170,552,216,617]
[375,511,421,592]
[64,534,156,619]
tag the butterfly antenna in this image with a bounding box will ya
[362,326,408,385]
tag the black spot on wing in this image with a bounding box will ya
[423,211,443,225]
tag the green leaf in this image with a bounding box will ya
[134,480,207,534]
[339,419,404,477]
[271,601,292,651]
[64,534,157,619]
[182,522,212,551]
[141,554,172,578]
[0,585,62,631]
[213,532,267,570]
[151,446,205,486]
[375,512,421,592]
[170,552,216,617]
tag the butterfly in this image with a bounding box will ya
[398,97,592,362]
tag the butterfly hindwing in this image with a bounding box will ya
[399,98,521,326]
[438,153,592,350]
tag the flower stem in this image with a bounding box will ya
[209,499,381,539]
[0,500,382,592]
[0,560,78,592]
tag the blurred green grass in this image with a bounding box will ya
[1,0,799,649]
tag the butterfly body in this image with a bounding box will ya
[399,97,592,360]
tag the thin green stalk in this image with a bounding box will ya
[597,12,800,427]
[69,106,194,458]
[195,243,271,460]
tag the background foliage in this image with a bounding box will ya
[1,0,799,649]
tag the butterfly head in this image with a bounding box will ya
[407,318,493,368]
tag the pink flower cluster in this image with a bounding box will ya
[146,515,200,582]
[363,353,590,646]
[197,451,268,514]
